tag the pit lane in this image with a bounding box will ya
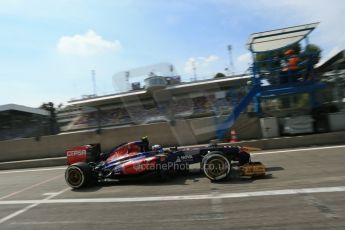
[0,145,345,229]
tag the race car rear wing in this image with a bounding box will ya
[66,144,101,165]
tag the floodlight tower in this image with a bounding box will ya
[227,45,235,76]
[192,60,197,81]
[91,69,97,96]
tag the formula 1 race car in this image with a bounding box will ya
[65,137,266,189]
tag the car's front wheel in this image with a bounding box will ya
[201,151,231,182]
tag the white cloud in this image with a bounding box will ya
[184,57,196,74]
[184,55,219,75]
[234,53,252,73]
[237,53,251,65]
[57,30,121,56]
[204,55,219,63]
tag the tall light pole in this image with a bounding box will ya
[91,69,97,96]
[192,59,197,81]
[227,45,235,76]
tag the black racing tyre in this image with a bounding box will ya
[201,151,231,182]
[155,161,170,181]
[156,167,170,181]
[65,162,96,189]
[179,162,189,176]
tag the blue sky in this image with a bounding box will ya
[1,0,345,107]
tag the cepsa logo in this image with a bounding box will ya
[67,150,87,157]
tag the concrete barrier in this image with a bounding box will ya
[0,157,66,170]
[0,117,219,162]
[227,131,345,150]
[0,122,180,162]
[1,113,344,167]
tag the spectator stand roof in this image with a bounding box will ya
[247,22,319,53]
[0,104,49,116]
[316,50,345,74]
[68,74,250,107]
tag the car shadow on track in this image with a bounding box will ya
[209,165,284,185]
[228,174,275,184]
[71,167,281,192]
[71,169,205,192]
[266,166,284,172]
[105,169,205,186]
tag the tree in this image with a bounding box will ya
[303,44,322,66]
[254,42,322,71]
[40,102,60,134]
[214,72,226,78]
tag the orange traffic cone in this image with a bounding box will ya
[229,129,238,143]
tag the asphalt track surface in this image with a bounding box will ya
[1,145,345,229]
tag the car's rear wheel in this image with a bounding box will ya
[65,162,96,189]
[202,151,231,182]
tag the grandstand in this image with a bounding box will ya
[57,48,345,141]
[60,74,250,132]
[0,104,50,141]
[0,52,335,143]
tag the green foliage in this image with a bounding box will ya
[40,102,59,134]
[255,43,302,71]
[303,44,322,66]
[254,43,322,70]
[255,52,279,71]
[40,102,56,114]
[214,72,226,78]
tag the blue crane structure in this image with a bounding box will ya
[216,22,326,140]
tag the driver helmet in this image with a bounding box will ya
[152,144,163,153]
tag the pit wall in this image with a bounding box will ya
[1,113,345,163]
[0,122,178,162]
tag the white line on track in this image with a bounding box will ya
[0,175,62,200]
[0,186,344,205]
[251,145,345,156]
[0,187,69,224]
[0,167,66,174]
